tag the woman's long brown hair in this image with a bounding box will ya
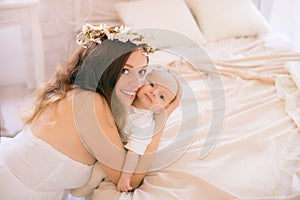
[21,39,147,124]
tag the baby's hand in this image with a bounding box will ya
[117,176,132,192]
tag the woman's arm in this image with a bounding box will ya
[93,94,147,187]
[73,91,125,184]
[92,94,125,184]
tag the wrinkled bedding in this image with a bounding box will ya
[94,33,300,200]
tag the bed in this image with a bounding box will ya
[70,0,300,199]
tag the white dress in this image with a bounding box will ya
[0,126,93,200]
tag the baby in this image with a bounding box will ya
[117,68,179,192]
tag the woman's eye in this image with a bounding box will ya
[150,83,155,87]
[160,95,164,99]
[122,68,130,74]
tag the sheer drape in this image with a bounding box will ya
[270,0,300,50]
[257,0,300,50]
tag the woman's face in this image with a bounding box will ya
[114,49,148,106]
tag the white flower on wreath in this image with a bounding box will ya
[76,23,156,54]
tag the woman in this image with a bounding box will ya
[0,24,179,200]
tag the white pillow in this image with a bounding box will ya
[114,0,207,48]
[78,0,128,25]
[185,0,271,42]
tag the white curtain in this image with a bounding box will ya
[261,0,300,50]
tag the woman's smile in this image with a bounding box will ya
[121,89,136,97]
[119,89,137,104]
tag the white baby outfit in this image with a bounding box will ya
[123,106,155,155]
[0,126,92,200]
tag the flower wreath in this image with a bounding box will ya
[76,23,156,54]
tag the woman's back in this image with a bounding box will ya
[0,90,95,199]
[30,90,96,166]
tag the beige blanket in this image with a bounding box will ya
[92,35,300,200]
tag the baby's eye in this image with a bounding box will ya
[160,95,164,99]
[122,68,130,74]
[138,69,147,76]
[150,83,155,87]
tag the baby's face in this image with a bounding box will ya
[132,81,176,111]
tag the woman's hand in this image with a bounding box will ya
[153,83,181,139]
[165,83,182,117]
[155,82,182,121]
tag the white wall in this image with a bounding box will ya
[0,0,77,136]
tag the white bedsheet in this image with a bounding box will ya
[85,32,300,200]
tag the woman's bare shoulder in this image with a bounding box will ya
[68,90,106,110]
[71,89,107,105]
[93,94,116,127]
[70,89,113,122]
